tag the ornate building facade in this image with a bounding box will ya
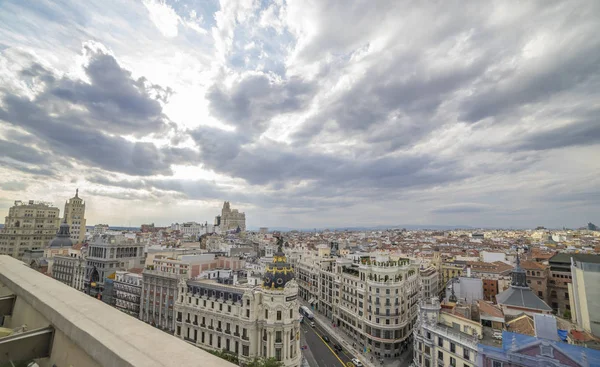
[216,201,246,232]
[174,238,301,366]
[296,243,421,358]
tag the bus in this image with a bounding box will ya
[300,305,314,319]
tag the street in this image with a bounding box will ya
[300,320,356,367]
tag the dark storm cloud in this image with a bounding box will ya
[0,139,51,166]
[461,45,600,123]
[206,73,315,135]
[191,128,468,190]
[0,94,194,176]
[27,44,173,136]
[514,118,600,151]
[0,45,194,176]
[86,174,226,201]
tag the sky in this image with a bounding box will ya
[0,0,599,229]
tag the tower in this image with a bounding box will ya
[64,189,86,243]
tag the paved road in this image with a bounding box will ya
[300,321,356,367]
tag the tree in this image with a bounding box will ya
[564,309,572,320]
[588,222,598,231]
[247,357,284,367]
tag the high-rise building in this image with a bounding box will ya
[174,241,301,366]
[217,201,246,232]
[64,189,86,243]
[0,200,60,259]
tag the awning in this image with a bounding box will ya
[308,298,315,304]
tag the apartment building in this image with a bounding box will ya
[140,253,245,332]
[174,245,300,366]
[413,298,482,367]
[53,252,86,291]
[114,270,143,317]
[0,200,60,259]
[467,261,513,302]
[420,266,440,301]
[520,260,549,304]
[297,245,420,358]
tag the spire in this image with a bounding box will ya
[511,247,528,287]
[75,188,79,198]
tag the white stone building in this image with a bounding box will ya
[174,244,300,366]
[296,245,421,358]
[52,252,86,291]
[412,297,482,367]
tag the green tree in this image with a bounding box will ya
[564,309,572,320]
[247,357,284,367]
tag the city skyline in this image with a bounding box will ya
[0,1,599,229]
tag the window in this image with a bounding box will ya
[450,357,456,366]
[438,337,443,347]
[290,309,293,318]
[463,349,470,360]
[246,309,250,317]
[450,343,455,353]
[538,291,543,297]
[438,351,443,360]
[427,331,431,340]
[265,310,269,319]
[243,345,249,356]
[492,361,502,367]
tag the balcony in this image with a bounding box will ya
[0,255,236,367]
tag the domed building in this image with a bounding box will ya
[174,234,301,367]
[48,217,74,248]
[263,237,295,289]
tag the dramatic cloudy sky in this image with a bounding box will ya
[0,0,599,229]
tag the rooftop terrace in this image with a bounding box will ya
[0,255,235,367]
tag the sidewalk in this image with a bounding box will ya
[300,300,412,367]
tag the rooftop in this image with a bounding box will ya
[0,255,235,367]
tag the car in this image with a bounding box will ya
[351,358,363,367]
[493,330,503,340]
[323,336,330,343]
[310,321,316,327]
[334,344,343,352]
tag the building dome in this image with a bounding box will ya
[48,217,74,248]
[263,235,294,289]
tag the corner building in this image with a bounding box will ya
[175,244,301,366]
[297,245,420,358]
